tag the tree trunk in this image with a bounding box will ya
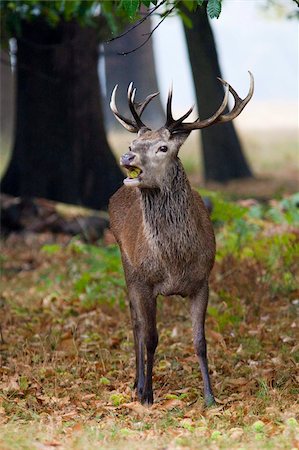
[104,17,164,129]
[0,49,15,150]
[1,18,123,210]
[183,5,252,182]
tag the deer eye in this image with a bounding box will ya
[158,146,168,153]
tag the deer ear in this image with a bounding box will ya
[170,130,191,150]
[137,127,150,137]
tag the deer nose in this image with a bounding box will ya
[120,152,136,166]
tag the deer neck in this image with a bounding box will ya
[140,159,195,256]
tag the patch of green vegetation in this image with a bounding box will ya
[257,379,270,400]
[198,190,298,299]
[41,243,62,254]
[208,290,244,332]
[199,189,248,224]
[68,240,126,309]
[109,392,129,406]
[240,336,263,357]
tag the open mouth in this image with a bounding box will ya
[123,165,143,186]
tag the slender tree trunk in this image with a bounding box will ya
[1,18,123,210]
[183,5,252,182]
[104,17,164,129]
[0,49,15,151]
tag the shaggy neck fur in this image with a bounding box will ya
[140,158,197,261]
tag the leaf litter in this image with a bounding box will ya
[0,193,299,449]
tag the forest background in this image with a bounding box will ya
[0,1,298,449]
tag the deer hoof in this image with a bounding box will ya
[205,393,216,408]
[141,391,153,406]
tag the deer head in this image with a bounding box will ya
[110,72,254,189]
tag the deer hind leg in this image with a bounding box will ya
[128,284,158,405]
[190,280,215,407]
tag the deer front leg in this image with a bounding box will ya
[141,294,158,405]
[190,280,215,407]
[128,283,158,405]
[129,299,145,399]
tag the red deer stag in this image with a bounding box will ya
[109,72,254,406]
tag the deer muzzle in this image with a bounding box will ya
[120,152,143,186]
[120,152,136,166]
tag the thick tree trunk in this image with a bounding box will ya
[183,5,252,182]
[104,17,164,129]
[1,19,123,210]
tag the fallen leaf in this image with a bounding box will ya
[161,399,185,410]
[208,330,227,349]
[229,427,244,439]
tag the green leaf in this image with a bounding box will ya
[63,0,81,20]
[42,7,60,26]
[109,392,128,406]
[119,0,140,19]
[141,0,152,7]
[74,272,92,293]
[41,244,61,254]
[207,0,222,19]
[99,376,111,385]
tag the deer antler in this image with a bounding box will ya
[166,71,254,133]
[110,83,159,133]
[165,83,194,130]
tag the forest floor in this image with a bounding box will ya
[1,181,299,449]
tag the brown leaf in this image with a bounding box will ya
[229,427,244,439]
[41,442,61,448]
[70,422,84,433]
[121,401,152,418]
[227,377,249,387]
[2,377,20,392]
[208,330,227,349]
[205,405,225,417]
[57,337,77,355]
[161,399,185,410]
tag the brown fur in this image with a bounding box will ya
[109,148,216,406]
[110,175,215,297]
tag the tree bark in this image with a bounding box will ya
[1,18,123,210]
[104,17,164,130]
[0,49,15,149]
[183,5,253,182]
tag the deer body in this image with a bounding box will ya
[110,164,215,299]
[108,74,254,406]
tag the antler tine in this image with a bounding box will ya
[110,84,139,133]
[110,83,159,133]
[174,83,230,132]
[165,84,174,127]
[127,82,147,130]
[135,92,160,116]
[216,71,254,123]
[169,72,254,133]
[165,83,194,131]
[168,105,194,132]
